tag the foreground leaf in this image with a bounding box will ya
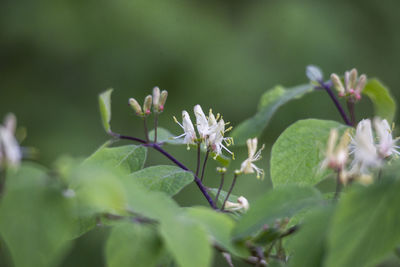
[98,88,113,133]
[106,223,164,267]
[325,179,400,267]
[128,165,193,196]
[85,144,147,175]
[231,84,313,145]
[270,119,347,187]
[363,79,396,122]
[0,164,74,267]
[233,186,322,240]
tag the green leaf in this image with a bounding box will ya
[85,144,147,175]
[99,88,113,133]
[186,206,248,257]
[363,79,396,122]
[105,223,164,267]
[232,186,322,240]
[270,119,348,187]
[128,165,193,196]
[231,84,313,145]
[0,164,74,267]
[149,127,184,145]
[325,179,400,267]
[160,216,212,267]
[287,206,334,267]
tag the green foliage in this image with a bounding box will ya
[84,144,147,175]
[232,185,322,240]
[128,165,193,196]
[270,119,348,187]
[324,179,400,267]
[98,89,113,133]
[149,127,184,144]
[105,223,164,267]
[363,79,396,122]
[0,164,74,267]
[231,84,313,145]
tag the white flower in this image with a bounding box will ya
[239,138,265,179]
[321,129,350,170]
[174,111,197,147]
[306,65,323,83]
[208,118,234,159]
[0,114,22,167]
[350,119,381,173]
[224,196,249,212]
[373,118,399,158]
[194,105,210,139]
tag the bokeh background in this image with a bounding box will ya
[1,0,399,266]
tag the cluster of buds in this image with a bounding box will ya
[330,68,367,100]
[129,86,168,116]
[174,105,234,158]
[0,113,22,169]
[322,118,399,185]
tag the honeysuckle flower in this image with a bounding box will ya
[373,118,400,158]
[224,196,249,212]
[208,118,234,159]
[0,113,22,168]
[349,119,381,173]
[331,68,367,100]
[129,98,143,116]
[194,105,209,139]
[321,129,351,171]
[239,138,265,179]
[143,95,152,115]
[159,90,168,112]
[152,87,161,112]
[173,111,197,148]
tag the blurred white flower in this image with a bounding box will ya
[349,119,381,173]
[0,113,22,167]
[239,138,265,179]
[321,129,350,171]
[224,196,249,212]
[208,118,234,159]
[194,105,210,139]
[173,110,197,147]
[373,118,399,158]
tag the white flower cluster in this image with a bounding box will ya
[174,105,234,158]
[0,114,21,168]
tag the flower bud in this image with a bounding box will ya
[330,74,345,97]
[349,68,358,90]
[143,95,152,115]
[159,90,168,112]
[129,98,143,115]
[216,167,227,173]
[354,74,367,100]
[152,86,160,112]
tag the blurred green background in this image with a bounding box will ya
[1,0,399,266]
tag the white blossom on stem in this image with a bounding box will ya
[373,118,400,158]
[321,129,350,171]
[0,113,22,167]
[239,138,265,179]
[208,118,234,159]
[194,105,210,139]
[173,111,197,148]
[224,196,249,212]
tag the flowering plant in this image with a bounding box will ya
[0,65,399,267]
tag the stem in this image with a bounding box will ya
[222,173,238,210]
[215,172,225,204]
[378,168,383,182]
[346,99,356,126]
[195,143,201,178]
[143,117,150,143]
[112,133,217,209]
[320,82,352,126]
[154,113,159,143]
[0,168,6,198]
[200,150,210,182]
[334,171,342,201]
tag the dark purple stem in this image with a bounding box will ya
[319,82,352,126]
[111,132,217,209]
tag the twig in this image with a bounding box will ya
[215,172,225,205]
[334,171,342,201]
[143,117,150,142]
[195,143,201,177]
[222,173,238,210]
[154,113,159,143]
[200,149,210,182]
[346,99,356,126]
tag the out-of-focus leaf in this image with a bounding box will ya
[128,165,193,196]
[363,79,396,122]
[105,223,164,267]
[99,88,113,133]
[232,186,322,240]
[270,119,348,187]
[160,216,212,267]
[149,127,184,145]
[287,206,334,267]
[85,144,147,175]
[325,179,400,267]
[231,84,313,145]
[0,164,74,267]
[186,206,248,257]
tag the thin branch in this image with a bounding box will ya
[319,82,352,126]
[0,168,6,198]
[195,143,201,177]
[222,173,238,210]
[154,113,159,143]
[334,171,342,201]
[200,149,210,182]
[346,99,356,126]
[215,172,225,205]
[143,117,150,142]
